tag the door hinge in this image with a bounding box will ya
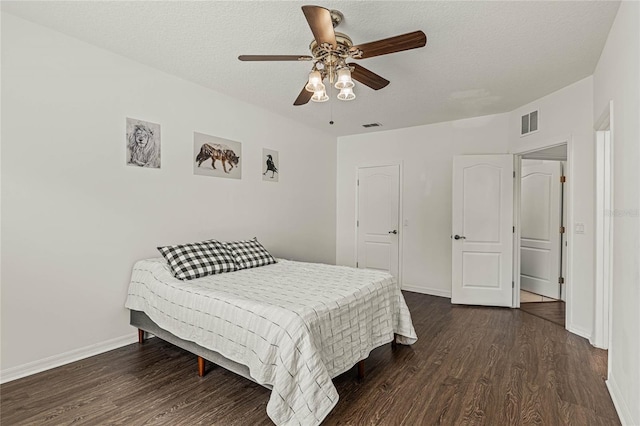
[513,171,516,178]
[558,276,565,284]
[560,175,566,183]
[513,226,515,233]
[512,281,515,288]
[560,226,565,234]
[357,179,360,186]
[356,262,359,268]
[357,220,359,227]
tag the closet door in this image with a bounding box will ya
[452,155,513,307]
[357,165,400,280]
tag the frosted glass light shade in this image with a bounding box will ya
[311,89,329,102]
[305,70,325,92]
[334,68,354,89]
[337,87,356,101]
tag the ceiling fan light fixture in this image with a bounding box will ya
[335,68,354,89]
[311,89,329,102]
[337,86,356,101]
[305,70,325,92]
[238,6,427,106]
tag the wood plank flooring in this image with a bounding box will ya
[1,292,619,425]
[520,289,559,303]
[519,301,566,327]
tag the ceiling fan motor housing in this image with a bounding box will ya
[310,33,354,61]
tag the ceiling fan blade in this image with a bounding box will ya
[293,85,313,106]
[302,5,337,48]
[350,64,390,90]
[238,55,313,61]
[351,30,427,59]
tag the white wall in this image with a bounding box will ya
[508,77,594,339]
[336,75,597,340]
[336,114,510,296]
[0,14,337,379]
[593,2,640,424]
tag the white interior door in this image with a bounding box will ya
[357,165,399,279]
[520,161,562,299]
[452,155,513,306]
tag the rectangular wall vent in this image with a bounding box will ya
[521,110,539,136]
[362,122,382,128]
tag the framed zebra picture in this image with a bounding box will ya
[262,148,279,182]
[194,132,241,179]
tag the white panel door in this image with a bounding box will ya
[357,165,399,279]
[520,161,562,299]
[452,155,513,306]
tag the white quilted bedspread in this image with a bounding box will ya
[125,258,417,425]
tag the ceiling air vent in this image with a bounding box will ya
[362,122,382,128]
[521,110,539,136]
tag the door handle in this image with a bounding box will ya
[388,230,398,234]
[453,234,466,240]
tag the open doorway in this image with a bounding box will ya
[517,144,568,327]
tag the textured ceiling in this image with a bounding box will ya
[2,1,620,137]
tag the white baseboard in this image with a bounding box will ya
[606,374,636,425]
[0,333,138,384]
[589,333,608,349]
[566,324,591,341]
[401,283,451,298]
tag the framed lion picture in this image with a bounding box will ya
[126,117,161,168]
[194,132,242,180]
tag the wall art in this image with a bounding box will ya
[126,118,161,168]
[262,148,279,182]
[194,132,242,179]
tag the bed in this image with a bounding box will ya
[125,257,417,425]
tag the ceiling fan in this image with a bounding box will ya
[238,5,427,106]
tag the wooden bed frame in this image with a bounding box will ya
[132,310,396,383]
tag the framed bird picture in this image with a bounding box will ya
[262,148,279,182]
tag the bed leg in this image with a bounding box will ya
[357,360,365,379]
[138,329,145,344]
[391,333,398,349]
[198,356,206,377]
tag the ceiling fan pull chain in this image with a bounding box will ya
[329,90,334,125]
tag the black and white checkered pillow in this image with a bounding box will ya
[224,238,276,270]
[157,240,237,280]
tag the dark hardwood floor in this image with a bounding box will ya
[519,301,566,327]
[1,292,619,425]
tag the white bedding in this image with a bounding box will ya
[125,258,417,425]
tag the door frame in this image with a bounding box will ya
[512,138,573,331]
[354,161,404,287]
[594,101,614,351]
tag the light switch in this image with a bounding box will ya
[575,223,585,234]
